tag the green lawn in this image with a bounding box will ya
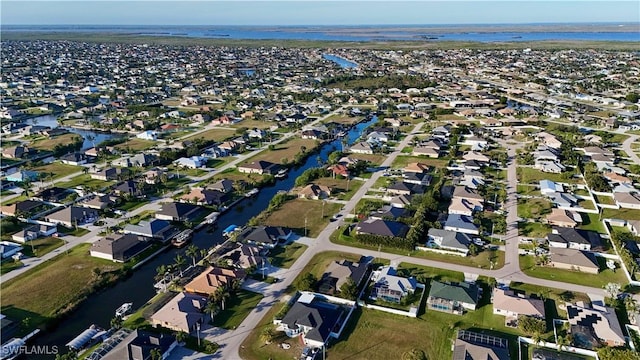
[517,198,553,220]
[312,177,363,200]
[268,243,308,269]
[117,199,148,211]
[602,207,640,221]
[29,133,82,151]
[20,237,65,257]
[262,198,342,237]
[57,174,114,190]
[518,222,551,238]
[245,137,319,165]
[0,243,125,336]
[1,259,24,275]
[58,225,90,237]
[594,194,616,205]
[578,212,606,234]
[114,138,157,152]
[0,194,28,206]
[392,155,449,169]
[211,290,264,329]
[520,255,628,288]
[516,167,582,184]
[33,162,83,180]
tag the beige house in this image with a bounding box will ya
[548,247,600,274]
[492,288,545,321]
[184,266,245,296]
[545,208,579,228]
[403,162,430,173]
[412,147,440,158]
[151,292,207,333]
[298,184,332,200]
[566,301,625,347]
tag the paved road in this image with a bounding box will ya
[622,134,640,165]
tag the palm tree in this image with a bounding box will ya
[186,244,199,267]
[625,296,639,322]
[155,265,168,282]
[556,335,569,351]
[174,254,186,278]
[531,332,543,347]
[205,300,219,322]
[215,286,230,310]
[260,326,275,344]
[149,348,162,360]
[175,331,188,344]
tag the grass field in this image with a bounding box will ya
[245,137,318,165]
[517,198,553,220]
[594,194,616,205]
[0,194,28,206]
[33,162,83,180]
[230,119,277,130]
[392,155,449,168]
[114,138,157,152]
[0,243,124,335]
[20,237,65,258]
[1,259,24,275]
[516,167,582,185]
[516,184,540,196]
[29,133,82,150]
[518,222,552,238]
[263,198,342,237]
[520,255,628,288]
[322,115,363,125]
[212,290,263,329]
[348,153,388,165]
[268,243,308,269]
[578,212,606,234]
[184,128,236,142]
[602,207,640,221]
[312,177,363,200]
[57,174,114,190]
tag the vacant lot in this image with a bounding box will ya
[348,153,388,165]
[29,133,81,151]
[516,184,540,197]
[578,212,606,234]
[313,177,363,200]
[33,162,83,179]
[263,198,342,237]
[517,198,553,220]
[392,155,449,168]
[516,167,582,184]
[57,174,114,190]
[518,222,552,238]
[520,255,628,288]
[114,138,157,152]
[268,243,308,269]
[230,119,277,130]
[212,290,263,329]
[1,243,124,334]
[184,128,236,143]
[245,138,318,165]
[20,237,65,258]
[602,207,640,221]
[322,115,363,125]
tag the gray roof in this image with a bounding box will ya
[281,300,343,343]
[91,234,151,262]
[356,219,409,238]
[101,329,174,360]
[444,214,479,232]
[237,226,291,246]
[123,219,174,239]
[428,281,479,305]
[428,228,472,251]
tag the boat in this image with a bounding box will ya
[275,168,288,178]
[245,188,259,197]
[66,324,106,351]
[115,303,133,318]
[337,131,347,137]
[171,229,193,248]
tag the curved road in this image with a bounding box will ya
[208,124,612,360]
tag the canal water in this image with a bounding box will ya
[26,115,123,151]
[32,114,378,355]
[322,53,358,68]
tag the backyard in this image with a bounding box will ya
[520,255,628,288]
[268,243,308,269]
[245,137,319,165]
[313,177,363,200]
[113,138,157,152]
[262,198,342,237]
[602,207,640,221]
[211,290,264,329]
[578,212,606,234]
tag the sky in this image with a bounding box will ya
[2,1,639,26]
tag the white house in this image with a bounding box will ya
[136,130,158,141]
[174,156,206,169]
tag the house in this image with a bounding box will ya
[90,167,127,181]
[155,202,201,222]
[603,172,632,185]
[238,160,278,175]
[123,219,177,242]
[453,330,510,360]
[0,241,22,259]
[492,288,545,320]
[175,156,207,169]
[545,208,580,228]
[448,197,483,216]
[627,220,640,236]
[114,180,146,198]
[548,247,600,274]
[301,129,325,140]
[208,178,234,193]
[462,151,490,163]
[60,152,88,165]
[90,234,152,262]
[367,131,389,144]
[535,160,566,174]
[389,194,413,208]
[403,162,430,173]
[236,226,293,248]
[81,193,117,210]
[180,188,226,206]
[547,192,579,208]
[427,281,479,314]
[45,206,98,228]
[184,266,246,295]
[355,219,409,238]
[412,146,440,158]
[5,170,39,183]
[2,145,29,159]
[143,168,171,185]
[402,172,432,186]
[328,164,350,178]
[386,181,424,196]
[318,258,370,296]
[537,132,562,149]
[432,125,451,139]
[547,227,603,251]
[614,192,640,209]
[298,184,332,200]
[453,186,483,202]
[0,200,46,217]
[426,229,472,255]
[444,214,479,235]
[151,292,207,333]
[100,330,176,360]
[539,180,563,195]
[566,301,625,347]
[136,130,158,141]
[370,205,410,221]
[219,243,265,269]
[349,142,374,154]
[11,224,57,243]
[370,266,418,304]
[276,292,350,349]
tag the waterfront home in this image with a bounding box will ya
[453,330,510,360]
[348,142,374,154]
[548,247,600,274]
[184,266,246,296]
[45,206,98,228]
[136,130,158,141]
[2,145,29,159]
[151,292,207,334]
[208,178,234,193]
[123,219,177,242]
[155,202,201,222]
[100,330,176,360]
[492,288,545,321]
[236,226,293,248]
[60,152,88,166]
[180,188,226,206]
[427,281,479,314]
[370,266,418,304]
[275,292,351,349]
[89,234,151,262]
[219,243,265,269]
[566,301,625,347]
[318,258,370,296]
[328,164,350,178]
[298,184,332,200]
[238,160,278,175]
[426,229,472,256]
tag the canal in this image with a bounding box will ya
[26,115,124,151]
[32,114,378,354]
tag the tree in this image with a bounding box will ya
[205,300,219,321]
[294,273,317,292]
[174,254,186,277]
[597,347,640,360]
[214,286,230,310]
[150,348,162,360]
[626,93,639,104]
[402,349,427,360]
[155,265,168,282]
[260,325,276,344]
[625,295,639,322]
[175,331,188,344]
[186,244,199,267]
[55,351,78,360]
[339,278,358,300]
[556,335,569,351]
[518,315,546,336]
[110,316,123,329]
[531,332,543,347]
[604,282,621,302]
[468,243,479,256]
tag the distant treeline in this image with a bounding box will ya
[323,74,438,91]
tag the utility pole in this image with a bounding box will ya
[305,216,308,237]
